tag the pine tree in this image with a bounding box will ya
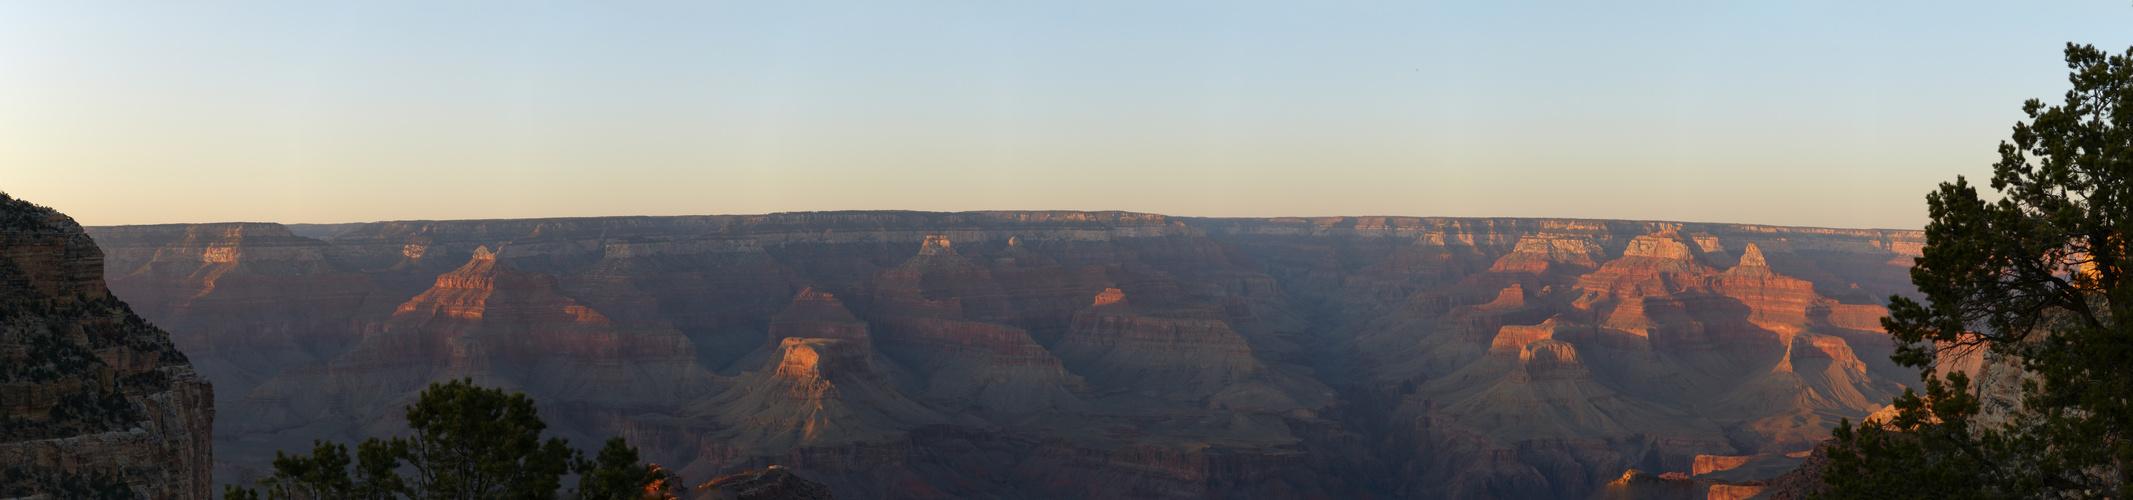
[1820,43,2133,499]
[227,379,677,500]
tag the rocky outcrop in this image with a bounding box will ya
[90,212,1927,498]
[1691,451,1809,481]
[689,338,955,454]
[694,465,835,500]
[0,193,213,499]
[1591,468,1772,500]
[1751,441,1833,500]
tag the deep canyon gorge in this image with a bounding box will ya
[64,210,1925,499]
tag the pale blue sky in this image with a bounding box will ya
[4,1,2130,228]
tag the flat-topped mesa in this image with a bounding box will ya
[1089,287,1129,309]
[771,337,876,383]
[767,287,870,347]
[1488,236,1605,275]
[1621,231,1699,261]
[1573,232,1721,302]
[1490,316,1570,353]
[1477,284,1526,310]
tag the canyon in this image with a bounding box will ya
[83,211,1926,499]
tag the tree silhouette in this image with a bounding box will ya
[1821,43,2133,499]
[227,379,676,500]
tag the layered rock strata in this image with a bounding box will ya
[89,212,1927,499]
[225,247,716,476]
[1,194,214,499]
[689,337,954,454]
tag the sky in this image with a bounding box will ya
[4,2,2132,229]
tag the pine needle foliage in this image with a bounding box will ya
[225,379,678,500]
[1820,43,2133,500]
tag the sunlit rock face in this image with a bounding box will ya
[3,196,213,499]
[94,212,1926,499]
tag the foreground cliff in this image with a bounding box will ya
[1,193,213,499]
[87,212,1923,499]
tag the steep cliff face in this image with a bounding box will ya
[94,211,1923,499]
[1,194,213,499]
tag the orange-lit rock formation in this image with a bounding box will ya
[688,337,956,455]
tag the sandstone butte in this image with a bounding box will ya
[80,211,1933,500]
[0,194,213,499]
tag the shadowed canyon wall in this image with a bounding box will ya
[85,212,1924,499]
[1,195,213,499]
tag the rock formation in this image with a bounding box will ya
[0,193,214,499]
[223,246,716,475]
[862,235,1088,413]
[694,465,835,500]
[688,337,955,454]
[89,211,1930,499]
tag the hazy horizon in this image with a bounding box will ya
[8,1,2133,229]
[57,207,1936,233]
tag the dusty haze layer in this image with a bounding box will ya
[86,211,1923,499]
